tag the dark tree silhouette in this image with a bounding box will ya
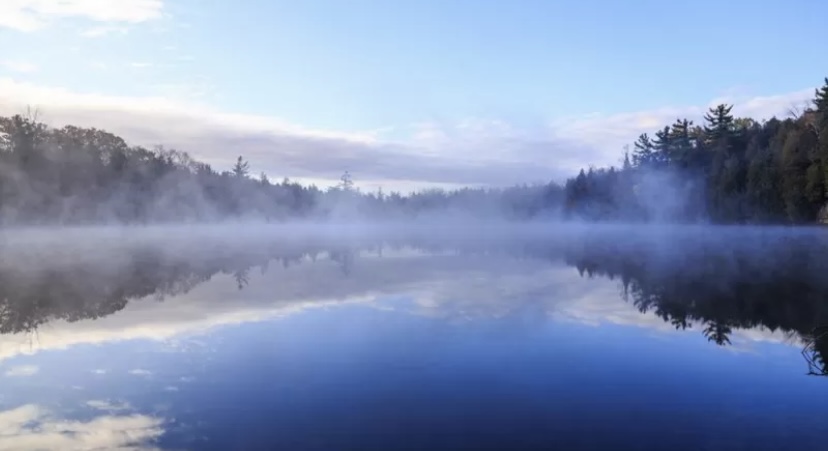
[563,76,828,224]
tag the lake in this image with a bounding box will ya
[0,224,827,450]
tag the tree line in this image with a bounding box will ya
[2,76,827,226]
[0,113,562,225]
[564,77,828,224]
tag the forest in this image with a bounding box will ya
[0,76,826,225]
[0,113,561,225]
[566,77,828,224]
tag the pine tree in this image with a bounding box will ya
[622,151,632,171]
[632,133,655,167]
[339,171,354,191]
[781,122,820,222]
[814,78,828,124]
[232,156,250,178]
[652,126,672,166]
[667,118,699,172]
[745,119,785,222]
[703,104,740,221]
[704,104,735,143]
[814,78,828,200]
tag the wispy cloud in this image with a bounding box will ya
[550,88,815,161]
[4,365,39,377]
[0,0,165,32]
[0,77,815,190]
[1,61,38,74]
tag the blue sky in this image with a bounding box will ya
[0,0,826,190]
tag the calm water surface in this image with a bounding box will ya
[0,225,827,450]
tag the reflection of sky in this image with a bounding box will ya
[0,251,826,450]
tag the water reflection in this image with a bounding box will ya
[0,403,164,450]
[802,326,828,376]
[558,227,828,375]
[0,226,827,449]
[1,227,827,375]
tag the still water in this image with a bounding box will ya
[0,225,827,450]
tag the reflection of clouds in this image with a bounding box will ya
[380,257,795,349]
[4,365,38,377]
[0,248,800,364]
[86,400,131,412]
[0,404,163,451]
[0,250,485,362]
[405,264,602,321]
[128,369,153,377]
[554,283,795,349]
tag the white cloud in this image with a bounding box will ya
[128,369,152,376]
[0,77,817,189]
[91,369,108,375]
[0,404,163,450]
[0,0,164,32]
[552,88,816,165]
[4,365,39,377]
[0,61,38,74]
[129,62,153,69]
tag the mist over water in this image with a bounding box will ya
[1,223,827,450]
[2,5,827,448]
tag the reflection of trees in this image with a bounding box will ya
[233,269,249,290]
[802,327,828,376]
[4,227,828,377]
[329,249,355,275]
[553,229,828,375]
[0,239,366,335]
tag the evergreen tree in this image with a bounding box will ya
[781,122,820,222]
[704,104,735,142]
[814,78,828,202]
[668,119,696,168]
[745,118,785,222]
[632,133,655,167]
[339,171,355,192]
[622,151,632,171]
[652,126,673,167]
[562,76,828,224]
[232,156,250,178]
